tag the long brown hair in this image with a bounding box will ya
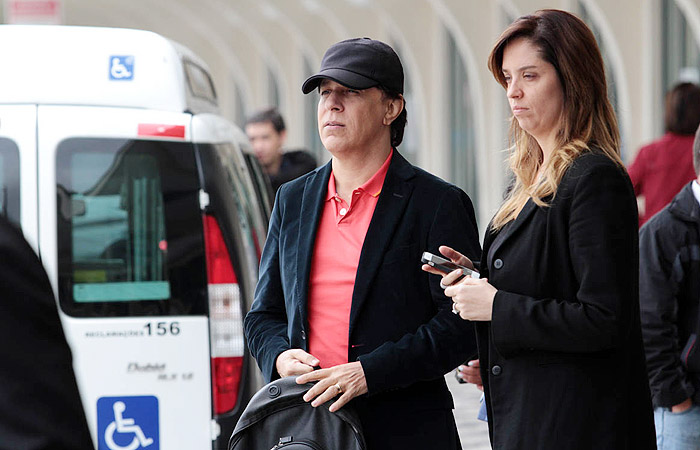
[487,9,622,230]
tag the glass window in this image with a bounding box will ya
[56,138,207,317]
[0,138,20,226]
[392,40,419,164]
[662,0,700,91]
[267,66,281,108]
[184,60,218,104]
[209,143,265,265]
[446,29,478,205]
[303,57,325,162]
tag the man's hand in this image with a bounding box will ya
[671,398,693,413]
[275,349,319,377]
[296,361,368,412]
[456,359,483,391]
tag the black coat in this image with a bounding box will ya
[476,152,656,449]
[639,181,700,407]
[0,217,93,450]
[245,151,481,449]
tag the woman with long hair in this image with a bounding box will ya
[425,9,656,449]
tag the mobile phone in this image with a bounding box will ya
[421,251,480,279]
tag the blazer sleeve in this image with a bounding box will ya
[244,191,291,382]
[358,186,482,394]
[491,159,639,356]
[639,216,695,407]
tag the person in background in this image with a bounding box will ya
[628,82,700,226]
[424,9,656,449]
[244,37,480,449]
[639,123,700,450]
[245,107,317,193]
[0,216,94,450]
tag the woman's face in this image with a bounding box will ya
[501,38,564,149]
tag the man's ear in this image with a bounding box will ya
[279,129,288,145]
[383,95,404,126]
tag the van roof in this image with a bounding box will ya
[0,25,219,114]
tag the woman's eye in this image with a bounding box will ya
[523,73,535,79]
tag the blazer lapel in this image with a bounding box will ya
[295,162,332,320]
[349,152,414,332]
[487,197,538,259]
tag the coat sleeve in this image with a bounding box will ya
[639,216,695,407]
[358,186,482,394]
[491,159,639,356]
[244,191,291,382]
[0,219,94,450]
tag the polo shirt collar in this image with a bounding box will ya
[325,148,394,201]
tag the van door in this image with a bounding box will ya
[37,106,214,450]
[0,105,37,245]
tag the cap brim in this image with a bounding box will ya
[302,68,379,94]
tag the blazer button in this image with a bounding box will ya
[494,259,503,269]
[491,365,502,376]
[301,330,306,340]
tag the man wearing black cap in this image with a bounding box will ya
[245,38,480,449]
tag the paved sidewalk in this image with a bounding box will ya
[446,372,491,449]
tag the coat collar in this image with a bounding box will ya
[483,197,538,262]
[668,181,700,224]
[293,151,416,332]
[349,151,415,332]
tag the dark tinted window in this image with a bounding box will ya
[56,138,207,317]
[0,138,20,226]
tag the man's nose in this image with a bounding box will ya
[324,91,343,111]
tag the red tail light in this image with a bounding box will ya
[203,214,244,415]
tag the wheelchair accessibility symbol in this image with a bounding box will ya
[97,396,159,450]
[109,55,134,80]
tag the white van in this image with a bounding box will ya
[0,25,265,450]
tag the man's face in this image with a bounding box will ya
[245,121,285,168]
[317,79,391,155]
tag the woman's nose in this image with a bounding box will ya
[507,79,522,99]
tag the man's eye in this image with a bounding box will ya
[348,89,359,94]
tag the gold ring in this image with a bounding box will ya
[334,383,343,393]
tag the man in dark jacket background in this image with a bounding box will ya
[640,123,700,449]
[245,107,317,194]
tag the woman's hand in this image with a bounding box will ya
[296,361,368,412]
[456,359,483,391]
[421,245,474,280]
[445,277,497,321]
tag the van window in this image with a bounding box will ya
[0,138,20,226]
[56,138,207,317]
[184,60,217,104]
[203,143,260,271]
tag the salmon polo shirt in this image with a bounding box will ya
[307,149,393,369]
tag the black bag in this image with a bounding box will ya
[228,376,367,450]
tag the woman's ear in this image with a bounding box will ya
[383,95,404,126]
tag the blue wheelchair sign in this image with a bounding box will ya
[97,396,159,450]
[109,55,134,81]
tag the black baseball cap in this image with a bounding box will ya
[302,38,404,95]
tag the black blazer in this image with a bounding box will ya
[0,218,93,449]
[245,151,481,449]
[476,152,656,449]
